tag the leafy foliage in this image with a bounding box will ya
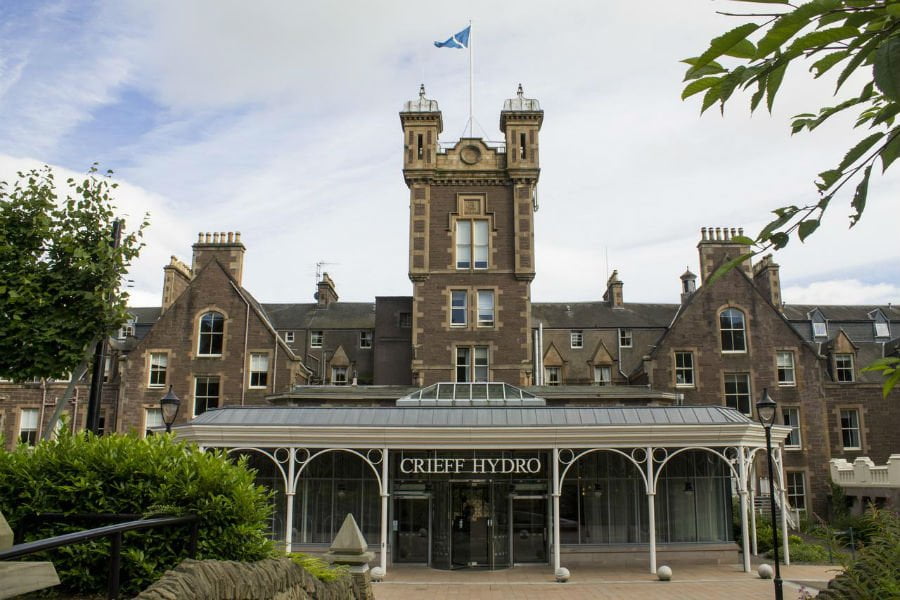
[817,508,900,599]
[862,356,900,396]
[0,165,146,381]
[0,431,274,596]
[682,0,899,252]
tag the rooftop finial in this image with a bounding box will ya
[419,84,426,99]
[517,83,524,98]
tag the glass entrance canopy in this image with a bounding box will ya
[396,382,546,407]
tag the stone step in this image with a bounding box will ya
[0,561,61,599]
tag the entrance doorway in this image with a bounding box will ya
[395,496,430,563]
[451,483,491,567]
[510,496,547,563]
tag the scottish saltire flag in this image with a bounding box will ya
[434,25,470,49]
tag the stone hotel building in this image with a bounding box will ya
[2,86,898,573]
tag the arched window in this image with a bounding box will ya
[198,311,224,355]
[719,308,746,352]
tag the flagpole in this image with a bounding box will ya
[468,19,474,137]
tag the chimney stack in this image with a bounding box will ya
[316,272,339,308]
[191,231,246,284]
[697,226,752,284]
[753,254,782,308]
[161,255,192,314]
[603,270,624,309]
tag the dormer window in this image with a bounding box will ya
[811,312,827,338]
[835,354,855,382]
[872,311,890,338]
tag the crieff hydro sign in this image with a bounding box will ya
[399,457,541,475]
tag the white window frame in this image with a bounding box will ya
[835,353,855,382]
[193,376,220,417]
[840,409,861,450]
[874,320,890,338]
[675,351,694,388]
[570,330,583,349]
[786,471,806,512]
[310,330,323,348]
[197,312,225,356]
[19,408,39,446]
[148,352,168,388]
[144,407,163,438]
[455,346,489,382]
[593,365,611,386]
[545,366,561,386]
[359,331,373,349]
[776,351,796,386]
[782,407,801,449]
[451,290,467,327]
[812,319,827,338]
[720,308,747,353]
[332,366,348,385]
[619,328,633,348]
[724,373,752,415]
[249,353,269,389]
[455,219,489,270]
[283,331,295,343]
[477,290,494,327]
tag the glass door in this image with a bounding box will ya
[510,496,548,563]
[451,483,491,567]
[395,496,430,564]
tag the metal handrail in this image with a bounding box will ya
[0,514,199,599]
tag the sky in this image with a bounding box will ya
[1,0,898,308]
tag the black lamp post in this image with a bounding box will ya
[756,388,783,600]
[160,385,181,433]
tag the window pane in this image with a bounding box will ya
[199,312,224,354]
[473,221,488,269]
[570,331,583,348]
[473,346,489,382]
[777,352,795,385]
[724,373,751,415]
[675,352,694,386]
[720,309,746,352]
[782,408,801,447]
[456,347,471,382]
[840,409,860,448]
[875,321,889,337]
[456,221,471,269]
[194,376,220,416]
[451,291,467,326]
[477,291,494,327]
[619,329,632,348]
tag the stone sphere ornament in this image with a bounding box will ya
[758,564,774,579]
[370,566,385,582]
[555,567,570,582]
[657,565,672,581]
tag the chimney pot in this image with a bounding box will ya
[235,232,242,243]
[701,227,707,241]
[227,232,234,243]
[715,227,722,241]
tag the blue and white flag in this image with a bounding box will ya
[434,25,470,49]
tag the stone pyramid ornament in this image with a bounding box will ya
[329,513,369,554]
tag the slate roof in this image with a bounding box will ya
[262,303,376,330]
[782,304,898,344]
[531,302,678,329]
[782,304,900,322]
[187,404,751,428]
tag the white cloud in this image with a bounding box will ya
[1,0,897,307]
[783,280,900,306]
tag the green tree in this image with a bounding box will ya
[683,1,900,395]
[682,0,899,251]
[0,165,147,429]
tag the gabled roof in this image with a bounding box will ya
[262,303,376,330]
[532,302,677,329]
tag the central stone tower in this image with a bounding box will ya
[400,85,543,386]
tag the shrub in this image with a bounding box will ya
[818,509,900,599]
[0,430,274,596]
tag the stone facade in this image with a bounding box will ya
[1,86,898,521]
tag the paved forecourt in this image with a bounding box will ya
[373,563,840,600]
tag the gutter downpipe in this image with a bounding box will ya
[538,322,544,385]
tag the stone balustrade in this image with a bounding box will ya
[830,454,900,488]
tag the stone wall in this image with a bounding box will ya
[134,558,363,600]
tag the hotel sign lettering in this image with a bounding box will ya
[399,457,541,475]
